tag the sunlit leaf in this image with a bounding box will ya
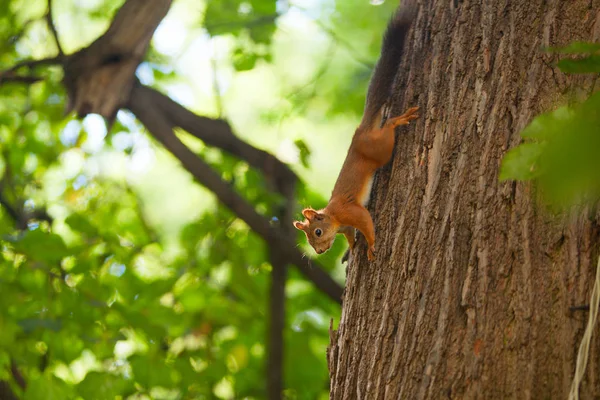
[232,48,258,71]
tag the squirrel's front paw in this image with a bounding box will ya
[367,246,376,261]
[401,106,419,122]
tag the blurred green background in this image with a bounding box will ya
[0,0,398,398]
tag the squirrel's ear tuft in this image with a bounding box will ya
[293,221,306,230]
[302,208,318,220]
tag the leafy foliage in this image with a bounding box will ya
[204,0,277,71]
[500,43,600,206]
[0,0,399,397]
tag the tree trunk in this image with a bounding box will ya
[328,0,600,398]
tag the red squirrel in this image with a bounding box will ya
[293,5,418,261]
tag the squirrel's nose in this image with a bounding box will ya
[316,249,323,254]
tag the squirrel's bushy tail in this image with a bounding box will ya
[362,4,415,128]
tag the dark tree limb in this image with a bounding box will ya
[10,360,26,390]
[141,85,297,196]
[0,382,18,400]
[268,251,287,400]
[0,192,23,228]
[127,83,343,303]
[0,74,43,85]
[267,178,296,400]
[62,0,173,119]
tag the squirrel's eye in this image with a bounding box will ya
[315,229,322,237]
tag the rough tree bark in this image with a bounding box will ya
[1,0,343,398]
[329,0,600,398]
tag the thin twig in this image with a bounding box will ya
[0,57,60,85]
[275,42,337,136]
[0,56,62,77]
[311,18,373,69]
[290,3,373,69]
[211,56,224,118]
[46,0,64,57]
[123,184,160,243]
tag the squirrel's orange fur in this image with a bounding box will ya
[294,6,419,261]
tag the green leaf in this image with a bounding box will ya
[294,139,312,168]
[250,0,276,14]
[44,333,85,363]
[0,318,20,347]
[499,142,544,181]
[65,213,98,236]
[557,55,600,73]
[547,42,600,54]
[9,229,69,264]
[178,288,206,313]
[232,49,258,72]
[249,22,276,44]
[204,0,243,36]
[24,374,72,400]
[130,355,177,389]
[520,106,572,140]
[77,372,132,400]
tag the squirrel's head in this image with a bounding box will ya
[293,208,337,255]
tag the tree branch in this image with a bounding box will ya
[0,382,18,400]
[292,5,373,69]
[140,85,297,196]
[10,360,26,390]
[268,251,287,399]
[46,0,64,57]
[0,56,62,85]
[127,83,343,303]
[63,0,173,119]
[0,74,43,85]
